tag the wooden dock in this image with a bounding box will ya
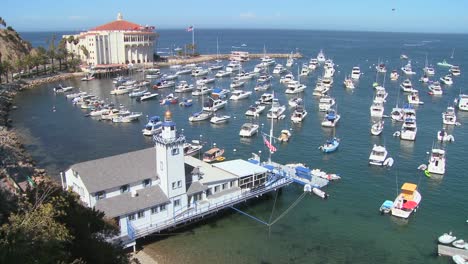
[154,53,302,67]
[437,244,468,259]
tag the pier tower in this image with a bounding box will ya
[154,111,187,210]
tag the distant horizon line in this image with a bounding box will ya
[16,28,468,35]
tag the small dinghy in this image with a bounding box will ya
[318,137,340,153]
[278,129,292,142]
[312,187,328,199]
[452,239,468,249]
[438,232,457,244]
[437,130,455,142]
[379,200,393,214]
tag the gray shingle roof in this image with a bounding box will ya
[71,147,157,193]
[94,185,169,218]
[186,181,208,196]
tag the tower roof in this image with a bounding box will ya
[90,13,151,32]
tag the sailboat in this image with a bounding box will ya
[188,93,213,122]
[208,38,223,71]
[450,48,455,59]
[423,54,435,76]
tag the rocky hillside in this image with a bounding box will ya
[0,28,32,63]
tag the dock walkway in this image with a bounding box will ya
[437,244,468,259]
[265,161,329,188]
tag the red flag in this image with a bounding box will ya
[186,26,193,32]
[263,135,277,153]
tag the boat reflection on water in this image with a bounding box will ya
[399,140,415,157]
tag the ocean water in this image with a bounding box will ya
[11,30,468,263]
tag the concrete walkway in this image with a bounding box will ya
[131,250,158,264]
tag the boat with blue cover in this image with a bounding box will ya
[379,200,393,214]
[319,137,340,153]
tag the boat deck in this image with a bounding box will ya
[266,161,329,188]
[437,244,468,259]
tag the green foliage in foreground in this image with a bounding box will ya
[0,180,133,264]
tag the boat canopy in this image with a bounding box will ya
[263,164,274,171]
[402,200,418,210]
[381,200,394,208]
[401,183,417,200]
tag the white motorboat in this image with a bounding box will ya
[419,74,429,83]
[308,58,319,70]
[203,97,227,112]
[273,64,286,74]
[322,77,333,88]
[285,81,307,94]
[254,80,271,91]
[300,64,310,76]
[371,120,384,136]
[267,98,286,119]
[110,86,133,95]
[391,183,421,219]
[391,106,404,122]
[291,105,307,123]
[192,85,212,96]
[407,91,424,105]
[112,112,142,123]
[161,73,178,81]
[390,70,399,81]
[260,56,276,66]
[144,68,161,78]
[369,145,392,166]
[288,97,303,108]
[210,114,231,124]
[442,106,457,125]
[313,80,329,97]
[376,62,387,73]
[239,123,259,137]
[280,73,295,84]
[440,75,453,85]
[278,129,292,142]
[215,70,231,78]
[175,67,193,75]
[400,79,415,93]
[455,94,468,111]
[370,100,385,118]
[142,116,162,136]
[437,60,453,68]
[257,74,273,83]
[101,108,127,121]
[245,104,266,116]
[438,232,457,244]
[343,76,355,89]
[66,91,87,99]
[450,65,461,76]
[374,86,388,102]
[226,61,242,72]
[428,81,443,95]
[183,141,203,156]
[191,67,209,77]
[321,108,340,127]
[208,64,223,71]
[400,54,409,60]
[401,60,416,75]
[129,88,148,98]
[88,107,110,117]
[174,81,194,93]
[324,66,335,78]
[452,240,468,249]
[437,129,455,142]
[229,90,252,100]
[196,77,215,86]
[256,93,274,105]
[188,110,213,122]
[316,49,326,63]
[137,92,158,101]
[253,63,267,73]
[234,71,254,81]
[452,255,467,264]
[318,96,335,112]
[400,117,417,141]
[286,53,294,68]
[230,78,245,89]
[427,148,446,175]
[159,93,179,105]
[351,66,361,80]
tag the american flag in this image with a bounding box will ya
[263,135,277,153]
[186,26,193,32]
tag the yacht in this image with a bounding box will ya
[376,63,387,73]
[208,63,223,71]
[407,91,424,105]
[400,79,415,93]
[391,106,404,122]
[110,86,133,95]
[230,78,245,89]
[324,66,335,78]
[101,108,126,121]
[437,60,453,68]
[308,58,319,70]
[442,106,457,125]
[318,96,335,112]
[374,86,388,102]
[450,65,461,76]
[234,71,254,81]
[253,63,267,73]
[351,67,361,80]
[225,61,242,72]
[280,73,295,84]
[401,61,416,75]
[174,81,194,93]
[260,56,276,66]
[428,81,443,95]
[288,97,303,108]
[203,97,227,112]
[427,148,446,175]
[370,100,385,118]
[137,92,158,101]
[211,88,230,99]
[291,105,308,123]
[142,116,162,136]
[239,123,259,137]
[257,74,273,83]
[316,49,326,63]
[145,68,161,79]
[440,75,453,85]
[390,70,399,81]
[455,94,468,111]
[285,81,307,94]
[419,74,429,84]
[266,98,286,119]
[210,114,231,124]
[272,64,287,74]
[192,85,212,96]
[313,79,330,97]
[112,112,142,123]
[129,88,148,98]
[196,77,215,86]
[245,104,266,116]
[286,53,294,68]
[400,117,417,141]
[424,66,435,76]
[254,80,271,91]
[256,93,274,105]
[368,145,389,166]
[322,77,334,88]
[371,120,384,136]
[159,94,178,105]
[175,67,193,75]
[215,70,231,78]
[153,80,176,89]
[391,183,421,219]
[161,73,178,81]
[183,141,203,156]
[321,108,340,127]
[191,67,209,77]
[229,90,252,100]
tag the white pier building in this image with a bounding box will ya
[63,111,291,248]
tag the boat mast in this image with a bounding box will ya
[450,48,455,59]
[268,93,275,162]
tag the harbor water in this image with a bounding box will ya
[12,30,468,263]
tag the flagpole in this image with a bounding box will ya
[192,26,195,55]
[269,92,274,162]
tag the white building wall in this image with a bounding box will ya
[64,169,91,206]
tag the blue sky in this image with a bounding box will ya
[3,0,468,33]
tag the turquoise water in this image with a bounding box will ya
[11,30,468,263]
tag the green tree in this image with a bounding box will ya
[0,17,6,28]
[36,46,48,75]
[23,54,33,76]
[57,38,68,71]
[1,61,13,83]
[186,43,197,56]
[47,34,56,73]
[14,58,25,79]
[80,45,89,59]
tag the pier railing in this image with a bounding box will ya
[126,177,292,240]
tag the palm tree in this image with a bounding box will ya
[36,47,48,74]
[47,34,56,73]
[2,61,12,83]
[14,58,24,79]
[57,39,68,71]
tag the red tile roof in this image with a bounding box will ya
[91,19,144,31]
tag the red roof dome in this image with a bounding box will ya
[91,19,143,31]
